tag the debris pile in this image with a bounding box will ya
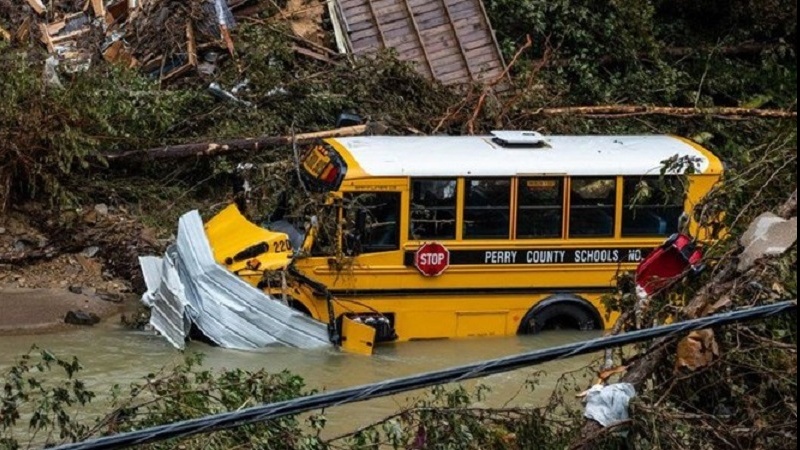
[0,0,325,82]
[0,203,165,293]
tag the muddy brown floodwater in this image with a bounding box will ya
[0,313,603,439]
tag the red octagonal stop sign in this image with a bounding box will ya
[414,242,450,277]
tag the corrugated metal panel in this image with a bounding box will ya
[139,210,331,351]
[335,0,506,86]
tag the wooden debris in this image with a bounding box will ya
[15,17,32,42]
[0,24,10,41]
[104,124,375,162]
[292,45,339,65]
[186,22,197,66]
[25,0,47,15]
[90,0,106,18]
[102,40,137,67]
[105,0,129,25]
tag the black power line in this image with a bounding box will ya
[54,300,796,450]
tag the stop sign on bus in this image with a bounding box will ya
[414,242,450,276]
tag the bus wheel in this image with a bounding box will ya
[519,302,600,334]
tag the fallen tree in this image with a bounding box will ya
[102,123,380,162]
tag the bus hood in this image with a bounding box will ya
[138,208,331,351]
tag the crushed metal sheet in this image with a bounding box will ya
[139,210,331,351]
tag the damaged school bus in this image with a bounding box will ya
[204,131,723,354]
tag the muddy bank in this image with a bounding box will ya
[0,287,140,335]
[0,204,161,335]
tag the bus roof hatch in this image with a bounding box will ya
[490,130,548,148]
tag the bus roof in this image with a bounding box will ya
[325,134,722,179]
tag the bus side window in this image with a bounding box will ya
[516,178,563,238]
[569,177,616,238]
[622,176,685,237]
[344,192,401,253]
[464,178,511,239]
[410,178,457,240]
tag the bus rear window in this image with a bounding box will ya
[299,144,348,192]
[622,177,685,236]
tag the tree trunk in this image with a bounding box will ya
[104,124,372,162]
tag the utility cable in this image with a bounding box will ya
[53,300,796,450]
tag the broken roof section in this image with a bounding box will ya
[330,0,507,86]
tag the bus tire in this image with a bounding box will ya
[518,296,602,334]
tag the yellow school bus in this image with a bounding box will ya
[206,131,723,353]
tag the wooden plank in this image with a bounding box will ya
[90,0,105,17]
[376,3,406,16]
[349,28,379,43]
[350,31,381,46]
[387,36,421,50]
[438,70,470,85]
[346,11,378,24]
[415,9,449,27]
[381,16,414,32]
[424,41,459,57]
[465,44,498,59]
[339,0,369,8]
[26,0,47,14]
[50,27,90,44]
[407,1,441,15]
[372,0,399,10]
[432,52,467,69]
[0,24,12,41]
[399,0,434,78]
[342,4,372,16]
[186,22,197,66]
[443,0,478,15]
[462,36,490,51]
[466,50,499,66]
[393,42,423,55]
[440,0,471,79]
[365,0,388,49]
[450,9,478,23]
[379,11,410,29]
[346,18,377,32]
[383,24,417,40]
[453,20,489,33]
[419,22,454,37]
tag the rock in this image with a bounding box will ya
[13,239,30,251]
[64,310,101,326]
[0,227,6,234]
[96,291,123,303]
[738,213,798,271]
[82,246,100,257]
[94,204,109,215]
[68,285,83,294]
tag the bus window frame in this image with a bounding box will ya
[621,175,686,237]
[463,177,512,240]
[515,176,565,240]
[409,177,459,241]
[567,176,618,239]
